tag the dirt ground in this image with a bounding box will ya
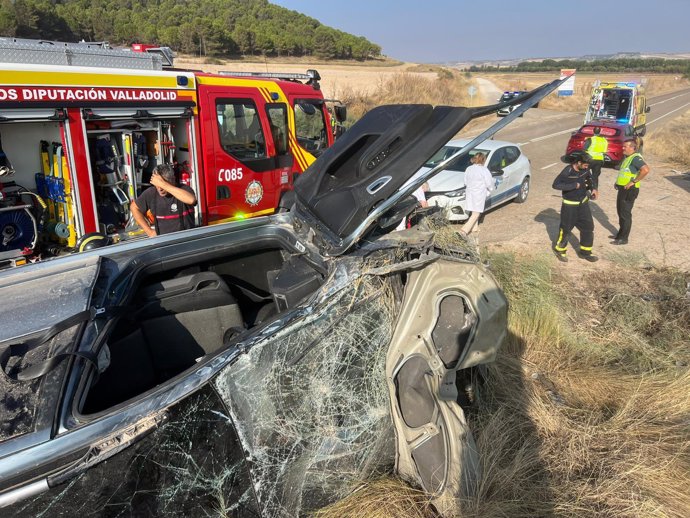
[482,156,690,273]
[469,79,690,273]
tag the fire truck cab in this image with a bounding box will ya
[0,38,342,267]
[584,81,650,136]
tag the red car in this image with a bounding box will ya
[566,121,640,167]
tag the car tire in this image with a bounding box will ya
[515,177,530,203]
[637,125,647,137]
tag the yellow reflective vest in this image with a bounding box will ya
[586,135,608,161]
[616,152,643,188]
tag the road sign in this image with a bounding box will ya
[468,85,477,105]
[558,69,576,97]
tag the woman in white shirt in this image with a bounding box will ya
[461,152,494,235]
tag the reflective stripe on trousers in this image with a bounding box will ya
[554,198,594,255]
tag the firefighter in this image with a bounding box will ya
[611,139,649,245]
[583,126,608,190]
[131,164,196,237]
[552,150,598,263]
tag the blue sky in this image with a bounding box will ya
[272,0,689,63]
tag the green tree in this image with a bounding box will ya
[0,0,17,37]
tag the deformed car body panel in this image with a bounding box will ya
[0,77,566,516]
[387,259,507,514]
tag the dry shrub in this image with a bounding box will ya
[311,478,440,518]
[645,108,690,169]
[467,251,690,517]
[336,71,472,123]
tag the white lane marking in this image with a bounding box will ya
[519,126,580,146]
[647,101,690,125]
[650,91,690,107]
[541,162,559,170]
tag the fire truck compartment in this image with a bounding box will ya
[84,111,195,236]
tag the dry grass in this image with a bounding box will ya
[461,251,690,518]
[315,251,690,518]
[177,53,404,67]
[311,478,441,518]
[644,108,690,169]
[336,70,473,123]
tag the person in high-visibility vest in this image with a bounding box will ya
[611,139,649,245]
[552,151,599,263]
[583,126,608,189]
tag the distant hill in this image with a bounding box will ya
[453,52,690,74]
[0,0,382,60]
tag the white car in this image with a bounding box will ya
[419,138,531,222]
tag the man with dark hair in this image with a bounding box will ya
[552,150,598,263]
[583,126,607,191]
[612,139,649,245]
[131,164,196,237]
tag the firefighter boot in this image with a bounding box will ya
[553,248,568,262]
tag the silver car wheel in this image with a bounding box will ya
[515,177,530,203]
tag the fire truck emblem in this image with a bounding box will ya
[245,180,264,206]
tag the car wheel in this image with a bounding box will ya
[515,177,530,203]
[637,125,647,137]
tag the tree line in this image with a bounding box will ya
[0,0,382,60]
[468,57,690,76]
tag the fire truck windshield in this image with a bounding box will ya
[294,99,328,156]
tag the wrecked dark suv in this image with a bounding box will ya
[0,80,561,517]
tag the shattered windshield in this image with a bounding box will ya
[215,272,398,515]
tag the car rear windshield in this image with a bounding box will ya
[581,126,619,137]
[424,146,489,172]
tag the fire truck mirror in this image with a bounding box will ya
[334,105,347,123]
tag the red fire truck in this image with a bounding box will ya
[0,38,345,266]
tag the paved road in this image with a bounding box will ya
[460,86,690,269]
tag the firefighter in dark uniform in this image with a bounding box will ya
[552,150,599,263]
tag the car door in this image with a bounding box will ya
[486,147,507,207]
[501,145,523,192]
[204,91,281,223]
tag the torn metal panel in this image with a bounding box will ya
[387,259,507,515]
